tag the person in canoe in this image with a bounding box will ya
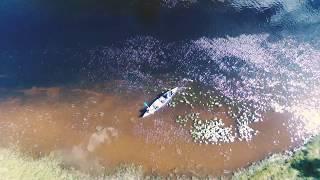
[141,87,179,118]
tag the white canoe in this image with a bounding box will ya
[142,87,179,118]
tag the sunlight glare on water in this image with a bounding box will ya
[0,0,320,177]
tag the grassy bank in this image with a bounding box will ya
[233,135,320,180]
[0,148,143,180]
[0,136,320,180]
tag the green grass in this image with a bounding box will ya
[0,148,143,180]
[1,136,320,180]
[233,136,320,180]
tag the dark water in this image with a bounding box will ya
[0,0,273,48]
[0,0,319,86]
[0,0,320,176]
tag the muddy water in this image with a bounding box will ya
[0,85,296,176]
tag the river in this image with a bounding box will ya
[0,0,320,176]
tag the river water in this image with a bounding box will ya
[0,0,320,176]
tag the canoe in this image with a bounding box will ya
[142,87,179,118]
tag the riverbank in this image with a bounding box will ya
[233,135,320,180]
[0,135,319,179]
[0,147,144,180]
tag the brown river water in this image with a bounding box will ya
[1,0,320,177]
[0,85,296,176]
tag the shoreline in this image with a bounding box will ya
[0,134,319,179]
